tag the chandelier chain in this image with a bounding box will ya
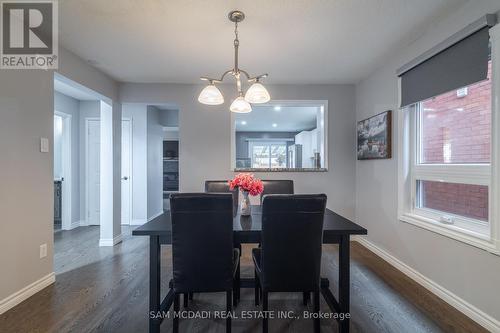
[234,21,239,42]
[233,21,240,75]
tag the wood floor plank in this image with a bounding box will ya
[0,227,486,333]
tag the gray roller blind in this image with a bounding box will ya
[399,27,491,107]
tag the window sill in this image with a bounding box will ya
[399,213,500,255]
[233,168,328,172]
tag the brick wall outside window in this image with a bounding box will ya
[419,181,489,221]
[417,61,491,221]
[421,61,492,164]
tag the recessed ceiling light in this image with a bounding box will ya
[241,120,247,125]
[274,106,281,111]
[272,123,277,127]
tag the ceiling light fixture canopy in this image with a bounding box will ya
[198,10,270,112]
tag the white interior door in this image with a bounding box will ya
[55,112,72,230]
[87,119,100,225]
[86,119,132,226]
[121,120,132,225]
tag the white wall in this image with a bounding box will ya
[147,106,165,219]
[163,129,179,140]
[0,47,120,310]
[120,83,356,219]
[0,70,54,307]
[355,0,500,326]
[122,104,148,224]
[99,101,122,245]
[54,92,81,224]
[159,109,179,127]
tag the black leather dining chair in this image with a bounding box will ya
[260,180,294,203]
[257,180,295,250]
[205,180,241,305]
[253,194,327,333]
[170,193,239,333]
[205,180,239,217]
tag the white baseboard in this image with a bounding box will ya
[71,220,81,229]
[147,211,164,221]
[0,272,55,315]
[63,220,82,230]
[99,233,123,247]
[353,236,500,332]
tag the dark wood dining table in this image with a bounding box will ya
[133,205,367,333]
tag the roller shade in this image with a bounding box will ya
[398,15,495,108]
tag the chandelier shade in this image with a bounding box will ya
[197,10,270,113]
[198,84,224,105]
[230,96,252,113]
[245,82,270,104]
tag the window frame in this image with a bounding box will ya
[397,25,500,255]
[230,100,329,172]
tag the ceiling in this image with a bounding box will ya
[235,105,319,132]
[59,0,467,84]
[54,75,101,100]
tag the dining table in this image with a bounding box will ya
[132,205,367,333]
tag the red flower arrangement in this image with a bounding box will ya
[229,173,264,196]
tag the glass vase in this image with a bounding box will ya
[240,190,251,216]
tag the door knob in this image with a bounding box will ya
[122,176,129,180]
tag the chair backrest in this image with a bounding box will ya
[260,180,294,203]
[260,194,327,292]
[170,193,234,293]
[205,180,239,216]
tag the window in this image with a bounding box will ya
[249,141,287,168]
[399,60,494,244]
[417,181,488,222]
[397,19,500,253]
[232,101,328,171]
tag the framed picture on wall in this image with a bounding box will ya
[357,110,392,160]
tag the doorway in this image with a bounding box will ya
[54,111,72,231]
[85,118,132,225]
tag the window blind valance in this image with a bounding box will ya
[398,15,496,107]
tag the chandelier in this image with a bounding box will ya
[197,10,270,113]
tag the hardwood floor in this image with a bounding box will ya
[0,226,487,333]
